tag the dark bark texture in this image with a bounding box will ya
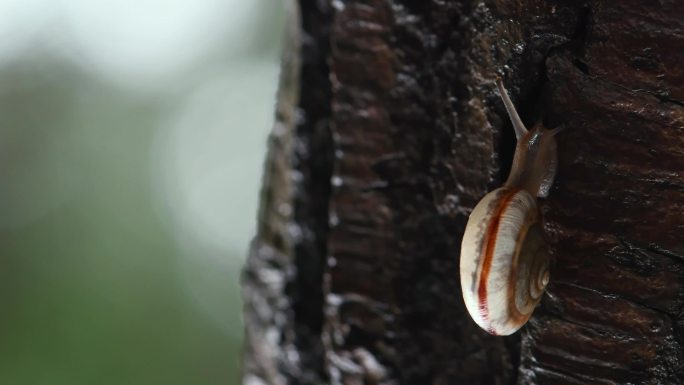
[242,1,684,384]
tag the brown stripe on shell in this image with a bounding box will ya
[476,187,520,334]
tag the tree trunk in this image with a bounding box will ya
[242,1,684,384]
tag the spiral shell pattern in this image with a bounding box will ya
[460,187,550,335]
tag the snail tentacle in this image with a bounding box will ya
[496,77,527,140]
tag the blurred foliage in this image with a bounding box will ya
[0,1,284,384]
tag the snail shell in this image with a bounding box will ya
[459,77,559,335]
[460,187,550,335]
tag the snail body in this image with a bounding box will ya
[459,78,561,335]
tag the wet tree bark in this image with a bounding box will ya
[242,1,684,384]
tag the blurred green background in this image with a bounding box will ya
[0,1,284,384]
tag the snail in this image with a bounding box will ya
[459,78,561,335]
